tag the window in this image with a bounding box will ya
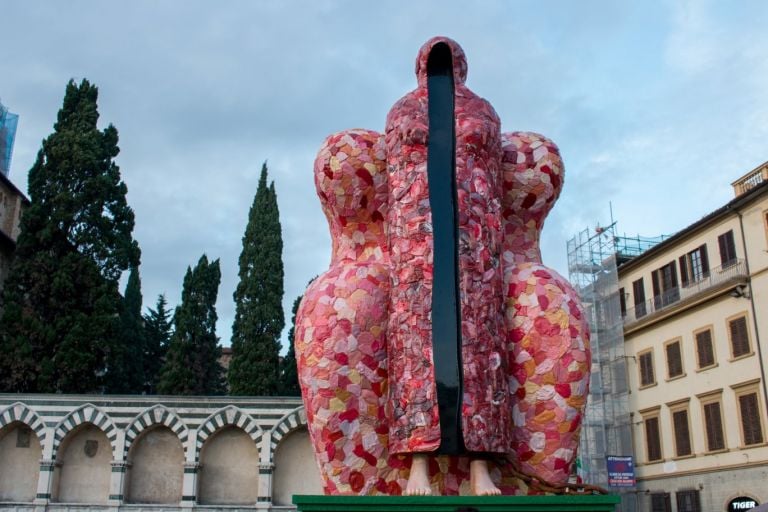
[619,287,626,318]
[733,382,765,446]
[652,261,679,308]
[764,210,768,245]
[633,278,646,318]
[644,414,662,462]
[676,489,701,512]
[728,314,751,358]
[638,350,655,387]
[718,230,737,267]
[651,493,671,512]
[665,339,684,379]
[694,327,716,369]
[669,403,692,457]
[679,245,709,286]
[699,392,726,452]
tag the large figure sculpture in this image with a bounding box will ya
[295,36,590,497]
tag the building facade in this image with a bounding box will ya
[0,172,28,297]
[619,162,768,511]
[0,394,322,511]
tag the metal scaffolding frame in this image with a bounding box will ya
[567,223,636,511]
[0,101,19,177]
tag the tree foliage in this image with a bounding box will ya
[158,255,225,395]
[278,293,302,396]
[228,163,285,396]
[143,294,172,394]
[0,79,139,393]
[105,266,146,393]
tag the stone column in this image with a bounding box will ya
[34,459,57,505]
[109,461,129,505]
[256,462,274,510]
[182,461,200,507]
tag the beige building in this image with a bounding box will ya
[0,172,28,295]
[619,162,768,511]
[0,394,322,511]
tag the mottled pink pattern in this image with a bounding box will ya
[385,36,510,454]
[296,38,591,495]
[501,132,591,484]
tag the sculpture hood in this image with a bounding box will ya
[415,36,468,88]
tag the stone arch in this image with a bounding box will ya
[272,423,321,505]
[0,407,44,502]
[0,402,46,444]
[195,406,262,461]
[52,404,117,460]
[269,406,307,455]
[124,405,189,459]
[125,425,184,504]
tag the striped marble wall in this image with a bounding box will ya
[0,394,319,511]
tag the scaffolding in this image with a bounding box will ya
[567,223,635,511]
[0,100,19,177]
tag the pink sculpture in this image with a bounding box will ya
[295,37,590,496]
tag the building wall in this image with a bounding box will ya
[0,174,27,298]
[0,395,320,511]
[0,176,24,240]
[618,185,768,511]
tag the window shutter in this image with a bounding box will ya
[619,288,626,317]
[695,330,715,368]
[673,410,692,456]
[730,316,750,357]
[666,342,683,378]
[651,270,660,297]
[679,255,689,287]
[699,244,709,274]
[739,393,764,445]
[719,230,736,266]
[651,493,671,512]
[645,416,662,461]
[676,490,701,512]
[640,352,654,386]
[704,402,725,451]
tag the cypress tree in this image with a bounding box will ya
[0,79,139,393]
[228,163,285,396]
[278,293,302,396]
[143,294,172,394]
[104,266,145,393]
[157,255,225,395]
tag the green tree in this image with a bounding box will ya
[143,294,172,394]
[0,79,139,393]
[278,293,302,396]
[104,266,146,393]
[228,163,285,395]
[158,255,225,395]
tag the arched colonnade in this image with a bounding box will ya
[0,400,320,508]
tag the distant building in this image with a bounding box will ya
[0,172,29,297]
[219,346,233,372]
[569,161,768,512]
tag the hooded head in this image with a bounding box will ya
[415,36,467,88]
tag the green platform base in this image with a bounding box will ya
[293,494,620,511]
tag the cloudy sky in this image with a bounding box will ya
[2,1,767,349]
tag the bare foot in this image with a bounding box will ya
[404,454,433,495]
[470,459,501,496]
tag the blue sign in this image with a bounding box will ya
[606,455,635,487]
